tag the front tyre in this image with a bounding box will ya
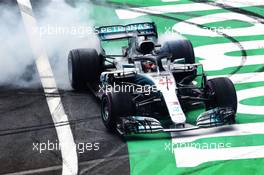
[205,77,237,113]
[101,92,135,133]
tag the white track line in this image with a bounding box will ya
[208,72,264,84]
[4,154,129,175]
[171,122,264,143]
[115,0,264,19]
[171,122,264,167]
[17,0,78,175]
[4,165,62,175]
[174,145,264,167]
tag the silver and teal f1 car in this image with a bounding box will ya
[68,22,237,135]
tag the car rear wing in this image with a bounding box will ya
[95,22,157,41]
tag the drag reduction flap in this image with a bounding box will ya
[96,22,157,40]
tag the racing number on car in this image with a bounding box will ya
[158,77,173,86]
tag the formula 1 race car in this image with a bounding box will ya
[68,22,237,135]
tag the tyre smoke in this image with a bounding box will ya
[0,3,38,87]
[0,0,100,89]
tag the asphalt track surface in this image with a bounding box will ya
[0,0,129,174]
[0,0,263,175]
[0,89,129,175]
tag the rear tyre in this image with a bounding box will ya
[101,92,135,132]
[160,39,196,82]
[160,39,195,63]
[68,48,103,90]
[205,77,237,113]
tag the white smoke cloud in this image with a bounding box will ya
[37,0,100,90]
[0,3,38,87]
[0,0,100,89]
